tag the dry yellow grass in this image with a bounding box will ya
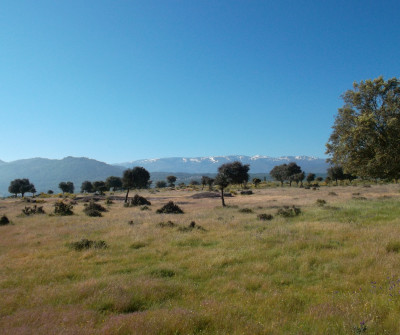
[1,184,400,334]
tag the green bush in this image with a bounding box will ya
[316,199,327,207]
[68,239,108,251]
[276,206,301,217]
[129,194,151,206]
[238,208,253,213]
[0,215,10,225]
[156,201,184,214]
[83,201,107,217]
[386,241,400,253]
[54,201,74,216]
[257,213,273,221]
[22,205,45,215]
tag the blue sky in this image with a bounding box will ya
[1,1,399,163]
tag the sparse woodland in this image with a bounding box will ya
[1,77,400,334]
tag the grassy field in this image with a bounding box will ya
[1,184,400,334]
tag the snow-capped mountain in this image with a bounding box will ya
[117,155,329,173]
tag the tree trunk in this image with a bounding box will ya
[125,188,130,203]
[221,187,225,207]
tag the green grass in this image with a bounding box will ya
[1,185,400,334]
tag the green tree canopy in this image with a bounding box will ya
[166,175,177,187]
[105,176,122,191]
[326,77,400,180]
[59,181,74,194]
[217,161,250,185]
[270,164,288,186]
[122,167,150,202]
[8,178,35,197]
[81,180,94,193]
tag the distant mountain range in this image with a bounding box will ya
[118,155,329,174]
[0,155,329,196]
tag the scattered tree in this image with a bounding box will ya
[8,179,35,197]
[93,181,107,195]
[59,181,74,194]
[327,166,344,185]
[287,162,303,187]
[106,176,122,191]
[156,180,167,188]
[218,161,250,186]
[166,175,177,187]
[214,172,230,207]
[81,181,94,193]
[292,172,305,186]
[306,173,316,185]
[253,178,261,187]
[270,164,288,186]
[201,176,210,190]
[122,167,150,203]
[326,77,400,181]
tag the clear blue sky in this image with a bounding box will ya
[1,0,399,163]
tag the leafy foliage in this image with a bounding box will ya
[59,181,74,194]
[80,180,94,193]
[105,176,122,191]
[54,201,74,215]
[326,76,400,180]
[68,238,108,251]
[156,201,184,214]
[0,214,10,225]
[8,178,35,197]
[166,175,177,187]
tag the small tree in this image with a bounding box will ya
[201,176,210,190]
[214,172,229,207]
[156,180,167,188]
[166,175,177,187]
[292,172,305,186]
[253,178,261,188]
[105,176,122,191]
[287,162,303,187]
[81,181,94,193]
[59,182,74,194]
[270,164,288,186]
[122,167,150,203]
[8,179,35,197]
[207,178,214,191]
[93,181,107,195]
[306,173,316,185]
[218,161,249,186]
[327,166,344,185]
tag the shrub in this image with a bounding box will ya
[22,205,45,215]
[83,201,107,217]
[156,201,184,214]
[316,199,327,207]
[328,192,338,196]
[276,206,301,217]
[54,201,74,215]
[105,197,114,205]
[240,190,253,195]
[130,194,151,206]
[151,268,175,278]
[68,239,108,251]
[0,215,10,225]
[140,205,151,211]
[85,209,102,217]
[386,241,400,253]
[158,221,175,228]
[130,242,147,249]
[238,208,253,213]
[257,213,273,221]
[178,221,206,232]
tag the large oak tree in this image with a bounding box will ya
[326,77,400,180]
